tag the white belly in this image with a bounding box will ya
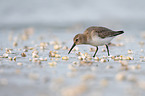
[88,36,114,46]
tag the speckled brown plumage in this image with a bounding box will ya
[84,26,124,38]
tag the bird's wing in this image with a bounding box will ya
[84,26,112,37]
[84,26,111,34]
[97,31,116,38]
[84,26,122,39]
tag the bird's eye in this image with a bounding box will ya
[76,39,78,41]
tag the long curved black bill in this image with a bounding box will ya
[68,43,76,54]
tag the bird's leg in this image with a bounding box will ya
[93,46,98,57]
[105,44,110,56]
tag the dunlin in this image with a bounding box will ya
[68,26,124,57]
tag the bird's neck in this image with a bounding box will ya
[81,34,88,44]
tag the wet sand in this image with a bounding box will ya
[0,27,145,96]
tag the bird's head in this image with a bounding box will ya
[68,34,84,54]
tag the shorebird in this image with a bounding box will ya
[68,26,124,57]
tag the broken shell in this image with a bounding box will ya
[100,79,108,87]
[28,73,39,80]
[3,53,8,58]
[48,61,57,66]
[37,60,41,64]
[62,46,68,50]
[21,52,26,57]
[86,56,92,61]
[32,54,39,58]
[6,49,12,54]
[17,62,23,66]
[55,54,61,58]
[89,48,95,52]
[136,64,141,69]
[102,48,106,52]
[139,41,144,45]
[94,56,99,61]
[78,56,83,60]
[49,51,55,57]
[128,49,133,54]
[54,45,61,50]
[13,56,16,61]
[13,42,18,47]
[44,57,47,61]
[29,58,32,61]
[81,74,95,81]
[141,49,144,52]
[68,64,77,71]
[8,57,12,61]
[39,58,44,61]
[119,60,128,66]
[62,56,69,60]
[100,59,106,62]
[115,72,126,81]
[106,65,113,69]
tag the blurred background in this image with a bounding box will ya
[1,1,145,96]
[0,0,145,31]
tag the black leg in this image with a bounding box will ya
[105,44,110,56]
[93,46,98,57]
